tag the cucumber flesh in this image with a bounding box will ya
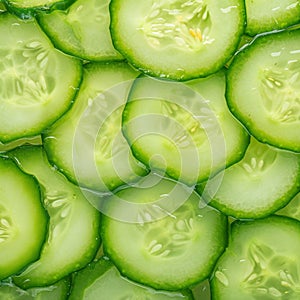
[211,216,300,300]
[0,156,47,281]
[37,0,122,61]
[0,13,82,143]
[69,257,193,300]
[277,192,300,221]
[101,174,227,290]
[198,137,300,219]
[43,62,148,193]
[122,70,249,186]
[245,0,300,35]
[227,29,300,152]
[110,0,245,80]
[9,146,101,288]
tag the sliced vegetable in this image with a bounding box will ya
[101,174,227,291]
[69,257,193,300]
[37,0,122,61]
[9,146,101,288]
[0,156,47,281]
[197,138,300,219]
[245,0,300,36]
[211,216,300,300]
[227,28,300,152]
[277,192,300,221]
[43,61,148,193]
[122,70,249,186]
[3,0,75,19]
[0,13,82,143]
[110,0,245,80]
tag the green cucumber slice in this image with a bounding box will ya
[69,257,193,300]
[227,28,300,152]
[245,0,300,36]
[43,61,148,193]
[122,70,249,186]
[0,136,42,153]
[277,192,300,221]
[3,0,75,19]
[101,174,227,290]
[37,0,122,61]
[110,0,245,80]
[197,138,300,219]
[9,146,101,288]
[0,13,82,143]
[0,277,70,300]
[211,216,300,300]
[0,156,47,281]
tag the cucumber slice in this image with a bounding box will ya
[3,0,75,19]
[245,0,300,36]
[110,0,245,80]
[0,2,6,13]
[122,70,249,186]
[197,138,300,219]
[101,174,227,290]
[277,192,300,221]
[0,277,70,299]
[69,257,193,300]
[211,216,300,299]
[0,135,42,153]
[0,13,82,143]
[0,156,47,281]
[43,62,148,193]
[227,29,300,152]
[37,0,122,61]
[9,146,101,288]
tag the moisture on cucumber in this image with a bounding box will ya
[226,28,300,153]
[9,146,101,289]
[211,216,300,300]
[43,61,148,193]
[122,70,249,186]
[110,0,245,80]
[69,257,193,300]
[101,174,227,291]
[197,137,300,219]
[37,0,123,61]
[0,12,82,143]
[245,0,300,36]
[0,155,48,281]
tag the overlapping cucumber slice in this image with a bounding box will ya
[0,156,47,281]
[9,146,101,288]
[0,13,82,143]
[227,28,300,152]
[37,0,122,61]
[110,0,245,80]
[122,70,249,186]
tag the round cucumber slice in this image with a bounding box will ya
[211,216,300,300]
[10,146,101,288]
[0,13,82,143]
[110,0,245,80]
[101,174,227,291]
[0,156,48,281]
[227,28,300,152]
[122,71,249,186]
[197,137,300,219]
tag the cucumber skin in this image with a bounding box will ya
[3,0,76,19]
[226,29,300,153]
